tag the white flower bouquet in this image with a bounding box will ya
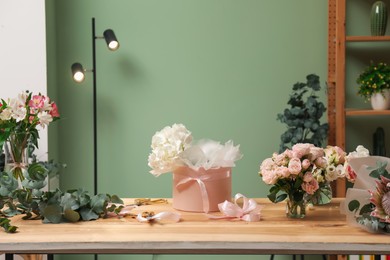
[148,124,242,212]
[148,123,242,176]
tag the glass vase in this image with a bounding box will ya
[310,182,332,206]
[3,132,30,182]
[286,196,306,219]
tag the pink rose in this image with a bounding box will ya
[303,172,314,182]
[261,170,279,185]
[314,157,327,168]
[260,158,275,172]
[301,179,319,195]
[292,143,313,158]
[288,158,302,175]
[276,166,290,178]
[334,146,346,164]
[282,149,293,160]
[309,147,325,161]
[272,152,288,166]
[301,159,311,170]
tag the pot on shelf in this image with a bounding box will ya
[371,89,390,110]
[371,1,388,36]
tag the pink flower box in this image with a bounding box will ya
[172,166,232,213]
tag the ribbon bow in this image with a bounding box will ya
[209,193,262,222]
[136,211,181,223]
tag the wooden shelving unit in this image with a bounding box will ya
[346,35,390,42]
[345,109,390,116]
[328,0,390,197]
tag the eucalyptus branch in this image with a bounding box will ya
[0,162,124,232]
[277,74,328,152]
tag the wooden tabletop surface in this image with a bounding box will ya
[0,198,388,255]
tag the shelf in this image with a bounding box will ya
[346,36,390,42]
[345,109,390,116]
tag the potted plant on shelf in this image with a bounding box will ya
[357,61,390,110]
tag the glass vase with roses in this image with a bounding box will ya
[259,143,354,218]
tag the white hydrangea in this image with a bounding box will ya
[148,124,192,176]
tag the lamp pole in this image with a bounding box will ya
[71,17,119,196]
[92,17,98,196]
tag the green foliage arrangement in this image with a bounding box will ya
[357,61,390,100]
[0,162,123,233]
[277,74,328,153]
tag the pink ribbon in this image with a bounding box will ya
[209,193,262,222]
[136,212,181,223]
[175,169,231,213]
[8,162,28,172]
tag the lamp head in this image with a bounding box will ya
[103,29,120,51]
[71,62,85,83]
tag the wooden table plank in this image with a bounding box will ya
[0,198,388,255]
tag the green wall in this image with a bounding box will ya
[46,0,327,260]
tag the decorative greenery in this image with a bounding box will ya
[0,162,123,232]
[348,161,390,233]
[357,61,390,100]
[0,91,124,233]
[277,74,328,153]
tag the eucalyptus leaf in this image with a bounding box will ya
[90,194,109,213]
[348,200,360,212]
[110,195,124,204]
[43,204,63,223]
[60,193,80,211]
[79,207,99,221]
[360,203,374,215]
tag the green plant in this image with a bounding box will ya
[0,163,123,232]
[357,61,390,100]
[277,74,328,153]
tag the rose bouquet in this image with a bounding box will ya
[0,91,60,180]
[259,143,368,218]
[148,123,242,212]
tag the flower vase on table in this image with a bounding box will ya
[310,182,332,206]
[259,143,369,218]
[0,91,60,186]
[4,132,30,182]
[286,193,306,219]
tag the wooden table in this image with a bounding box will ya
[0,198,388,255]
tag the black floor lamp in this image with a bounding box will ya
[71,17,120,195]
